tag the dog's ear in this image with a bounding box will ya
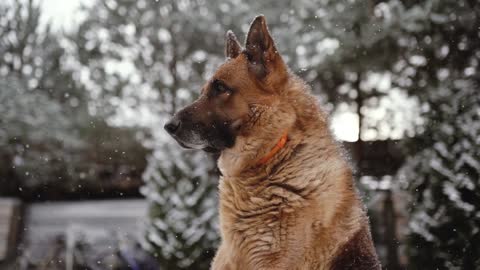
[245,15,283,79]
[225,30,242,59]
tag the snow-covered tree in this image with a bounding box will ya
[400,85,480,269]
[0,0,84,195]
[73,0,231,267]
[396,0,480,268]
[0,0,143,199]
[0,75,75,194]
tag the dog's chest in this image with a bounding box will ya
[219,177,288,244]
[219,202,293,268]
[217,174,317,268]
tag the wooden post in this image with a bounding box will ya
[0,198,22,262]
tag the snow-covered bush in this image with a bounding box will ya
[141,130,219,269]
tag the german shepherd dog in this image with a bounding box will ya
[165,15,380,270]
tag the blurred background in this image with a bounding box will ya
[0,0,478,269]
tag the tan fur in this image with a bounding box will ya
[211,73,379,269]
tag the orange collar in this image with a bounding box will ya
[257,131,288,165]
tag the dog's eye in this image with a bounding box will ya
[212,80,231,96]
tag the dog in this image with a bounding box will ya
[164,15,380,270]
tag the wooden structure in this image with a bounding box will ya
[0,198,22,262]
[22,199,147,259]
[344,140,405,177]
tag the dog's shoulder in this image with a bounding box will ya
[330,225,381,270]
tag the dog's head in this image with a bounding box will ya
[165,15,288,152]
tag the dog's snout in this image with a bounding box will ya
[164,118,181,134]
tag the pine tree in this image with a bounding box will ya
[396,0,480,268]
[401,85,480,269]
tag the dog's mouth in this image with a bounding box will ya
[174,138,205,150]
[178,142,220,153]
[174,137,221,153]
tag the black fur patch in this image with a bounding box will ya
[330,226,381,270]
[206,119,236,150]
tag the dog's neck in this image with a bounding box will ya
[218,75,324,177]
[218,102,296,177]
[256,130,289,165]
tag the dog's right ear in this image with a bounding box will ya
[225,30,242,59]
[244,15,285,82]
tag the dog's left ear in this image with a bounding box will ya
[225,30,242,59]
[245,15,284,80]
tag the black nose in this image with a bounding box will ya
[164,118,181,134]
